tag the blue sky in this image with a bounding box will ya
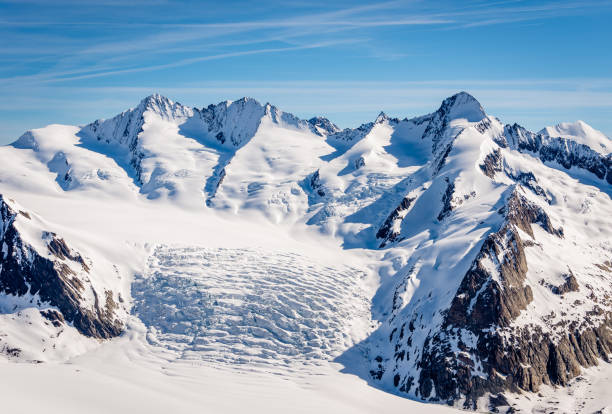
[1,0,611,144]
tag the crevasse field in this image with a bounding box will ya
[0,189,453,414]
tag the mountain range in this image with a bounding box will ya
[1,92,611,413]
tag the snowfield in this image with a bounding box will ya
[1,92,611,413]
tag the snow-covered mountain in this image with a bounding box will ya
[0,194,128,361]
[1,92,611,413]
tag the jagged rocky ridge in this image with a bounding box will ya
[0,194,125,340]
[81,93,193,186]
[500,123,612,185]
[358,95,612,410]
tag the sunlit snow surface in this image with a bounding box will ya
[1,94,611,413]
[133,245,371,371]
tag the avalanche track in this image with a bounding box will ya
[132,245,373,372]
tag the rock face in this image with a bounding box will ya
[0,194,123,339]
[501,123,612,185]
[417,190,560,404]
[308,116,341,136]
[374,183,611,409]
[376,196,415,247]
[380,187,612,409]
[423,91,487,154]
[194,97,267,148]
[480,149,503,178]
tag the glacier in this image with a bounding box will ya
[0,92,611,413]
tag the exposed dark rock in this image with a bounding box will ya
[205,165,227,207]
[437,179,455,221]
[0,195,123,339]
[308,170,325,197]
[480,149,503,178]
[502,189,563,238]
[595,261,612,272]
[433,143,453,175]
[370,355,386,380]
[552,272,580,295]
[509,172,551,204]
[215,131,225,144]
[391,188,607,407]
[86,113,146,185]
[376,196,415,247]
[503,123,611,184]
[40,309,65,327]
[475,118,492,134]
[197,97,264,147]
[328,121,376,144]
[422,92,486,154]
[44,231,91,272]
[81,95,192,186]
[354,156,366,170]
[308,116,340,136]
[1,346,21,358]
[488,393,513,413]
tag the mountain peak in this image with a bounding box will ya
[139,93,173,108]
[437,91,486,122]
[375,111,389,124]
[136,93,192,121]
[308,116,340,135]
[540,120,612,154]
[541,120,598,137]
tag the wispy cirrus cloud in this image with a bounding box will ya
[3,0,610,85]
[2,0,612,143]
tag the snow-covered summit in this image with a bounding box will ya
[193,96,268,148]
[437,91,487,123]
[375,111,389,124]
[137,93,193,121]
[308,116,341,136]
[540,120,612,155]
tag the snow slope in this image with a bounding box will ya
[1,92,611,413]
[540,120,612,155]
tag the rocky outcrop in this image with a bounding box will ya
[391,189,606,408]
[480,149,503,178]
[307,170,325,198]
[437,179,456,221]
[501,123,612,184]
[195,97,266,148]
[308,116,341,136]
[500,190,564,238]
[326,111,400,148]
[328,121,377,146]
[0,195,123,339]
[552,271,580,295]
[376,196,416,247]
[508,171,551,204]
